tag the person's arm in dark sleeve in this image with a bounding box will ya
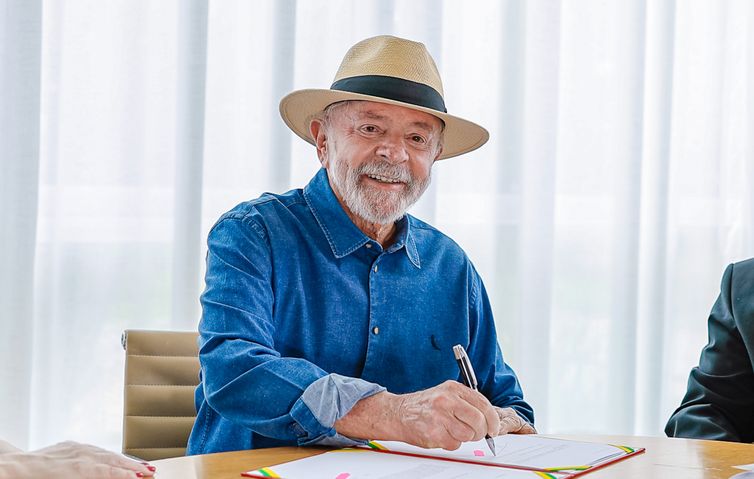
[665,263,754,442]
[199,216,383,445]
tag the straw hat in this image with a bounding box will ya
[279,35,489,160]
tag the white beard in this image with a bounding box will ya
[327,154,431,225]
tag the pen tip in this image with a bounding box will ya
[486,437,496,456]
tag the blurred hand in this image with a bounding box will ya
[495,407,536,435]
[0,441,155,479]
[0,441,21,455]
[392,380,500,450]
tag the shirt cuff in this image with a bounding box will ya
[289,373,386,446]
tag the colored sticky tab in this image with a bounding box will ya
[545,465,590,472]
[610,444,635,454]
[255,467,281,478]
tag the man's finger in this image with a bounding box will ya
[517,422,537,434]
[458,387,500,437]
[449,405,486,442]
[496,407,536,435]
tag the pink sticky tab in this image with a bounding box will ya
[335,473,351,479]
[473,449,485,457]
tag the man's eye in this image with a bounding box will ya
[360,125,378,133]
[411,135,426,144]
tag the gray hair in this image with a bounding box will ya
[317,101,354,131]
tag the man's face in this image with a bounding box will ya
[315,101,444,225]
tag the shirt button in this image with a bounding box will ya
[372,327,380,335]
[365,243,372,249]
[373,265,378,273]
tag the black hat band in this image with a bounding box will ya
[330,75,447,113]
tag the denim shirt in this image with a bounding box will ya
[187,168,533,455]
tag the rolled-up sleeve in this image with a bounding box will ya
[297,374,386,446]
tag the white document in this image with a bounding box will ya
[243,449,560,479]
[366,435,635,471]
[243,435,641,478]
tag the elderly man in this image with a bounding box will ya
[187,35,534,455]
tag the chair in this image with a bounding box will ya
[121,329,200,461]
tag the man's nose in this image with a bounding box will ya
[376,136,409,164]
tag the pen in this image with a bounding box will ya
[453,344,496,456]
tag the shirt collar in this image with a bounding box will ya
[303,168,421,269]
[384,214,421,268]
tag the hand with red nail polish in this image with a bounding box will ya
[0,440,155,478]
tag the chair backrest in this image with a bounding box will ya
[122,329,200,461]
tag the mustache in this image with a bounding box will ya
[355,161,413,184]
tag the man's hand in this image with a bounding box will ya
[335,380,500,451]
[393,380,501,450]
[495,407,536,435]
[0,441,155,479]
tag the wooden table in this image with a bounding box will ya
[151,435,754,478]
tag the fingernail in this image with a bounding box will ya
[147,465,156,472]
[136,474,144,478]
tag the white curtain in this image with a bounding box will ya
[1,0,752,452]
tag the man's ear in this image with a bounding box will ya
[310,119,328,166]
[433,143,444,163]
